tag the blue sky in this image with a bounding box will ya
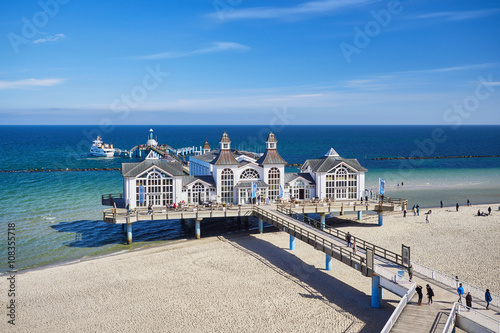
[1,0,499,125]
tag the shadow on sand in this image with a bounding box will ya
[227,232,398,333]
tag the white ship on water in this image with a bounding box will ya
[90,137,114,157]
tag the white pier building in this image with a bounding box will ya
[120,131,367,209]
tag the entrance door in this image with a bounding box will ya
[336,188,347,199]
[148,194,161,206]
[299,189,305,200]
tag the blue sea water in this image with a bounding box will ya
[0,125,499,273]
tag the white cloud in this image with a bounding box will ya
[208,0,377,21]
[136,42,249,60]
[0,78,65,90]
[415,9,500,21]
[33,33,66,44]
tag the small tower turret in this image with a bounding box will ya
[203,140,211,154]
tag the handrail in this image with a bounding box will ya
[442,302,458,333]
[276,205,406,267]
[252,206,367,265]
[443,302,500,333]
[380,282,416,333]
[411,261,500,308]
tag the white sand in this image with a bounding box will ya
[1,203,497,332]
[331,203,500,294]
[1,232,399,333]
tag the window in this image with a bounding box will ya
[135,168,173,207]
[268,167,280,200]
[240,168,260,179]
[220,168,234,203]
[325,166,357,200]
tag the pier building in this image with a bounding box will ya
[117,131,368,209]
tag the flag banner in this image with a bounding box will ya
[139,185,145,203]
[279,184,283,199]
[379,178,385,195]
[252,182,257,199]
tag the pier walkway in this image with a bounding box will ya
[100,201,499,332]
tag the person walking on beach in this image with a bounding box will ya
[440,200,443,208]
[417,206,420,216]
[467,199,470,206]
[485,289,493,310]
[416,285,423,305]
[488,206,492,215]
[456,203,459,212]
[466,292,472,310]
[426,284,434,305]
[408,264,413,281]
[353,240,357,254]
[346,232,352,247]
[457,283,465,303]
[413,205,416,216]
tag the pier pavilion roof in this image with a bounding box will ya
[195,149,260,166]
[181,175,216,188]
[121,159,186,178]
[284,173,315,185]
[235,180,269,188]
[256,149,287,165]
[302,150,367,173]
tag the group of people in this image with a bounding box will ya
[457,282,494,310]
[415,284,434,305]
[478,206,492,216]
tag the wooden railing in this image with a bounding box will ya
[101,193,123,206]
[252,207,369,275]
[276,205,407,267]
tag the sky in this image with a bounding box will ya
[1,0,499,125]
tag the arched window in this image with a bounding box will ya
[240,168,260,179]
[135,168,173,207]
[221,168,234,203]
[268,167,280,200]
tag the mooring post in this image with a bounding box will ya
[258,218,263,234]
[289,234,295,250]
[195,218,202,239]
[325,254,332,271]
[378,213,383,226]
[126,223,133,244]
[358,211,362,220]
[320,213,326,231]
[371,274,382,308]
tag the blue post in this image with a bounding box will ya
[325,254,332,271]
[195,219,201,239]
[258,219,263,234]
[371,275,382,308]
[378,213,383,226]
[358,211,362,220]
[320,214,326,231]
[126,223,132,244]
[289,235,295,250]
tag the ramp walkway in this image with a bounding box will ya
[267,206,500,333]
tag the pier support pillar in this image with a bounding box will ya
[289,235,295,250]
[358,211,363,220]
[258,219,263,234]
[378,213,383,226]
[195,219,202,239]
[325,254,332,271]
[320,214,326,231]
[371,275,382,308]
[126,223,133,244]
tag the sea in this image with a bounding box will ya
[1,125,499,274]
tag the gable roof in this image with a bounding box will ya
[181,175,216,187]
[121,159,186,178]
[302,156,367,173]
[284,173,316,185]
[212,149,239,165]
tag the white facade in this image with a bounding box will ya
[121,132,368,208]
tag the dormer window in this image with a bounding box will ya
[223,143,229,149]
[269,143,276,149]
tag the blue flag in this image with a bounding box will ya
[279,184,283,199]
[251,182,257,198]
[139,185,145,203]
[379,178,385,195]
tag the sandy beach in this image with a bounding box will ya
[329,203,500,294]
[1,203,498,332]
